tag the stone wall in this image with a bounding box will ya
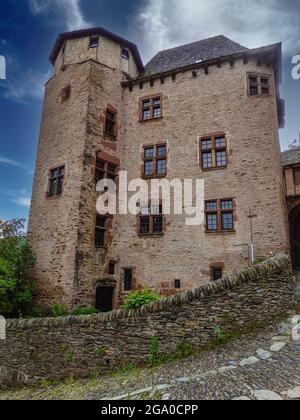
[0,255,295,387]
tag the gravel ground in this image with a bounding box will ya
[1,275,299,401]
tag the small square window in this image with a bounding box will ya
[201,139,212,149]
[206,201,217,211]
[121,49,130,60]
[215,137,226,148]
[174,279,181,289]
[89,36,99,49]
[140,96,162,121]
[211,267,223,281]
[108,261,116,275]
[144,147,154,158]
[140,217,150,234]
[221,200,233,210]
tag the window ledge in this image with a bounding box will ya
[138,233,164,238]
[104,132,117,141]
[142,174,167,180]
[139,117,163,123]
[205,230,236,235]
[201,166,227,172]
[45,194,63,201]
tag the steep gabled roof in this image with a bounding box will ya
[143,35,248,77]
[281,147,300,167]
[49,27,144,72]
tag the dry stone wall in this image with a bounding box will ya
[0,255,295,387]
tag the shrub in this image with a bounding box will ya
[71,307,99,316]
[148,336,159,367]
[122,289,162,310]
[51,304,68,317]
[0,219,36,318]
[24,307,43,318]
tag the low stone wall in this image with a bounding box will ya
[0,254,295,387]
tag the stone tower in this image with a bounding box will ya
[28,28,143,309]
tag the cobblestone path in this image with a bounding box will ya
[1,275,299,401]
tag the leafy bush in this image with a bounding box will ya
[122,289,162,310]
[0,219,36,318]
[71,307,99,316]
[24,307,43,318]
[51,304,68,317]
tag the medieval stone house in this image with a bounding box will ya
[28,27,290,312]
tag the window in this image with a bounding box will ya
[95,215,107,248]
[105,109,117,137]
[48,166,65,198]
[121,49,129,60]
[248,74,271,96]
[143,144,167,178]
[200,135,227,170]
[61,85,71,102]
[95,159,118,183]
[294,169,300,185]
[139,204,164,235]
[89,36,99,49]
[211,267,223,281]
[108,261,116,275]
[124,269,133,291]
[140,96,162,121]
[174,279,181,289]
[205,199,235,233]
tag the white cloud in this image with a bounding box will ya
[0,157,33,174]
[14,197,31,208]
[28,0,92,30]
[133,0,300,63]
[2,67,51,102]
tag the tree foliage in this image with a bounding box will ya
[0,219,36,317]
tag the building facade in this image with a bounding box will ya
[28,27,289,311]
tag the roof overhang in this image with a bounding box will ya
[49,27,144,73]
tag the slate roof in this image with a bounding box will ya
[143,35,248,77]
[281,148,300,167]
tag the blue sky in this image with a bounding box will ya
[0,0,299,222]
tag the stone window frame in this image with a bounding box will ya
[247,72,273,97]
[61,85,71,102]
[104,107,118,139]
[142,143,168,179]
[89,36,99,49]
[199,133,228,171]
[95,214,109,249]
[121,48,130,60]
[95,151,120,184]
[108,261,117,276]
[123,268,133,291]
[139,94,163,122]
[205,198,236,234]
[46,165,65,198]
[138,202,165,237]
[211,266,223,281]
[293,167,300,186]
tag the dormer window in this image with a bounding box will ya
[89,36,99,49]
[121,49,130,60]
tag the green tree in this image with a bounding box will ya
[0,219,36,318]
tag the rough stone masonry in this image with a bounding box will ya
[27,27,289,311]
[0,255,295,387]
